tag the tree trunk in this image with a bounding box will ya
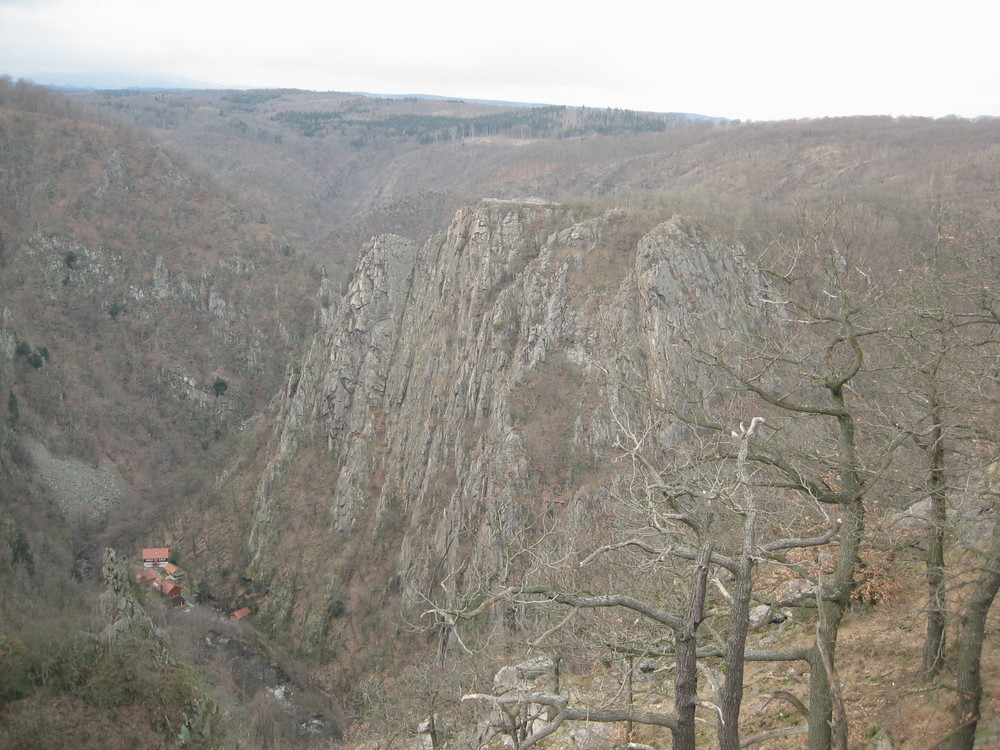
[626,656,634,744]
[718,417,762,750]
[949,526,1000,750]
[673,542,713,750]
[717,558,753,750]
[808,616,835,750]
[808,497,864,750]
[923,401,948,681]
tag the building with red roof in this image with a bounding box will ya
[141,548,170,567]
[152,578,182,598]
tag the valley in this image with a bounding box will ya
[1,76,1000,749]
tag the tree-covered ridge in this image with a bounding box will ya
[271,104,675,140]
[221,89,287,109]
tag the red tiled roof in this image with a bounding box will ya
[231,607,252,620]
[154,580,181,598]
[141,547,170,560]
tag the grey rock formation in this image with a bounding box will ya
[23,437,124,521]
[97,547,159,643]
[493,656,558,695]
[249,233,419,554]
[243,200,770,644]
[749,604,790,629]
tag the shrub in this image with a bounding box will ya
[7,390,19,430]
[0,634,37,705]
[212,378,228,397]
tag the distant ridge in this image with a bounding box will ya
[353,91,728,122]
[354,92,552,108]
[24,71,223,91]
[16,72,725,122]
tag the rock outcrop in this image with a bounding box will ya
[238,199,769,653]
[97,548,159,643]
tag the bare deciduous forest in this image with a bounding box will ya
[1,77,999,749]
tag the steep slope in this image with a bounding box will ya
[7,79,1000,746]
[201,199,771,697]
[0,79,326,750]
[0,83,317,530]
[212,195,1000,749]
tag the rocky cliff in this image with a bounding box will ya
[233,199,769,671]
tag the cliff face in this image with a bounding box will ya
[239,199,768,661]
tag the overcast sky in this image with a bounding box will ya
[1,0,997,121]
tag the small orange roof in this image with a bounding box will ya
[142,547,170,560]
[231,607,252,621]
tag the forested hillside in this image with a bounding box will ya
[68,87,998,281]
[0,78,329,748]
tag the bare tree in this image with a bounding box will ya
[458,397,846,750]
[455,404,749,750]
[454,209,906,750]
[890,201,1000,746]
[663,208,908,750]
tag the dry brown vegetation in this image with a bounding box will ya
[3,76,1000,749]
[66,87,999,284]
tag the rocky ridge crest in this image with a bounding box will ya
[237,199,768,653]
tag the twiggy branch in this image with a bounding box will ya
[740,725,809,748]
[462,692,680,740]
[528,607,577,648]
[517,587,685,631]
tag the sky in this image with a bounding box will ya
[0,0,997,122]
